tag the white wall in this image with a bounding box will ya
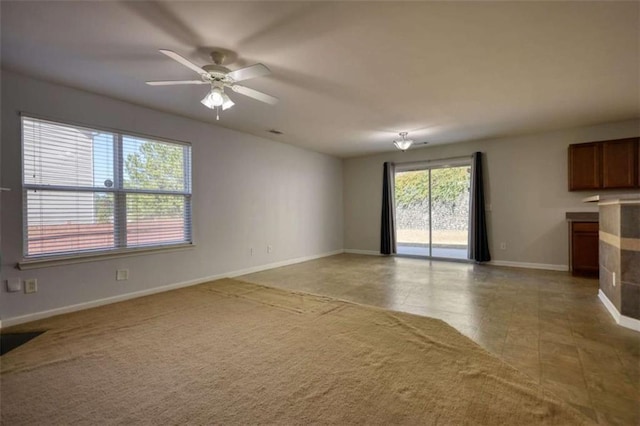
[0,71,344,322]
[344,119,640,269]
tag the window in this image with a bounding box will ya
[22,116,192,258]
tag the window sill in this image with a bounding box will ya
[17,243,196,270]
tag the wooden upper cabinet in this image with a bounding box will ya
[568,142,601,190]
[568,137,640,191]
[602,138,638,188]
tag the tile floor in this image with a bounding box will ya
[241,253,640,425]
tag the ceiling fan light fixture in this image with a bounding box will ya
[201,87,225,109]
[393,132,414,151]
[221,93,235,110]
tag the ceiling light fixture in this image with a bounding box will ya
[393,132,414,151]
[201,86,234,120]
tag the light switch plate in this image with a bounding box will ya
[6,278,21,292]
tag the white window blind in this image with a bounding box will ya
[22,116,192,258]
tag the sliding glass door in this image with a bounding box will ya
[395,161,471,260]
[394,169,431,256]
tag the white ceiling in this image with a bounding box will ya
[2,1,638,158]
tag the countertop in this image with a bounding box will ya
[582,194,640,203]
[566,212,599,222]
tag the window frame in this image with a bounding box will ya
[19,113,194,267]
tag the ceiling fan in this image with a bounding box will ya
[146,49,278,119]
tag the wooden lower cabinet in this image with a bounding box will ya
[570,221,599,277]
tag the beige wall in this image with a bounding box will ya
[1,71,344,323]
[343,119,640,269]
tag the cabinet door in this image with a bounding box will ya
[602,138,638,188]
[571,222,599,277]
[568,143,601,190]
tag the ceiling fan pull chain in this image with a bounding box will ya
[216,106,220,121]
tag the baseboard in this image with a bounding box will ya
[344,251,567,271]
[599,290,621,323]
[598,290,640,332]
[488,260,569,272]
[620,315,640,331]
[0,249,344,329]
[227,249,345,277]
[1,273,228,328]
[344,249,381,256]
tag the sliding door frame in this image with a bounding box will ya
[394,156,473,262]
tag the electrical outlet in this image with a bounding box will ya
[500,242,507,250]
[267,245,273,253]
[612,272,616,287]
[6,278,21,293]
[24,279,38,294]
[116,269,129,281]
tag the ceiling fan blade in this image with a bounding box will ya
[146,80,208,86]
[159,49,207,75]
[232,85,279,105]
[227,63,271,82]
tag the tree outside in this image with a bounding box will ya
[94,141,187,223]
[124,141,186,220]
[395,166,470,249]
[395,167,469,208]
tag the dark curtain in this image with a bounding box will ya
[380,162,396,255]
[469,152,491,262]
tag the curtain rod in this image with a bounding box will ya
[395,154,473,167]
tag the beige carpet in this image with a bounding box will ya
[1,279,592,425]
